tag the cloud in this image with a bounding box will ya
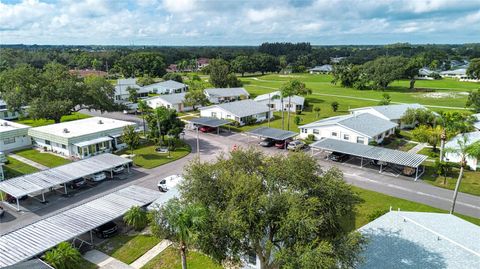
[0,0,479,45]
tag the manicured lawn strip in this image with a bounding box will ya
[16,112,91,127]
[381,137,417,151]
[422,162,480,197]
[14,149,71,168]
[78,258,99,269]
[98,235,161,264]
[141,246,223,269]
[417,147,439,159]
[118,141,191,169]
[349,186,480,230]
[3,156,39,179]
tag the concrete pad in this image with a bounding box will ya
[84,250,133,269]
[130,240,172,269]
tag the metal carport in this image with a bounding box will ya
[311,138,428,180]
[188,117,231,134]
[0,153,133,211]
[0,185,160,268]
[246,127,298,149]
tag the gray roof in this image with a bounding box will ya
[311,138,427,167]
[350,104,425,121]
[3,259,53,269]
[201,99,270,118]
[142,80,187,91]
[445,131,480,150]
[146,92,186,105]
[309,64,333,72]
[116,78,137,86]
[300,113,397,138]
[359,211,480,269]
[253,91,305,105]
[0,154,132,198]
[440,68,467,76]
[0,185,160,267]
[418,67,435,76]
[204,87,249,98]
[188,117,231,127]
[246,127,298,140]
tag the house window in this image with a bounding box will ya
[62,144,66,149]
[3,137,15,144]
[227,114,231,119]
[248,252,256,265]
[343,134,350,140]
[45,140,51,145]
[357,137,365,144]
[331,132,338,137]
[313,129,319,134]
[211,112,217,118]
[302,128,307,134]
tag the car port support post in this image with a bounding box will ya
[16,197,20,211]
[360,157,364,168]
[379,163,383,173]
[90,230,94,244]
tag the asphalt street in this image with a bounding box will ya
[1,112,479,235]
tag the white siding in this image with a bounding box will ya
[255,99,302,112]
[445,153,478,171]
[200,107,272,126]
[298,125,395,145]
[0,135,31,152]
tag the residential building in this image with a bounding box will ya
[349,103,426,129]
[145,92,193,112]
[298,113,397,144]
[28,117,136,159]
[0,119,31,152]
[196,58,210,70]
[141,80,188,95]
[199,100,272,126]
[114,78,143,101]
[204,87,250,104]
[416,67,437,80]
[359,211,480,269]
[253,91,305,112]
[308,64,333,74]
[444,131,480,170]
[440,68,468,79]
[473,113,480,130]
[0,99,22,120]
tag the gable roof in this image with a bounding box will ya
[146,92,186,105]
[142,80,187,91]
[309,64,333,72]
[299,113,397,137]
[204,87,249,98]
[253,91,305,105]
[359,211,480,269]
[445,131,480,150]
[350,104,426,120]
[200,99,269,118]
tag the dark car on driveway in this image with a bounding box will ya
[199,126,216,133]
[68,178,87,189]
[328,152,350,162]
[275,139,291,149]
[259,138,275,147]
[94,221,118,238]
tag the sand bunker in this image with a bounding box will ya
[421,92,469,99]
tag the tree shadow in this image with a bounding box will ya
[360,228,447,269]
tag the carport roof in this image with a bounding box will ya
[0,185,160,268]
[0,153,132,198]
[189,117,231,127]
[246,127,298,141]
[311,138,427,168]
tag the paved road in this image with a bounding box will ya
[1,113,479,234]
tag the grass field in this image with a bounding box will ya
[3,156,39,179]
[98,234,161,264]
[14,149,71,168]
[422,162,480,196]
[118,141,191,169]
[16,112,91,127]
[141,246,223,269]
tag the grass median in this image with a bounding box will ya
[14,148,71,168]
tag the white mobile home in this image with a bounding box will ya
[28,117,136,159]
[253,91,305,112]
[298,113,397,145]
[114,79,188,102]
[142,80,188,95]
[0,119,31,152]
[145,92,193,112]
[204,88,250,104]
[349,103,426,129]
[445,131,480,171]
[114,78,144,101]
[199,100,272,126]
[309,64,333,74]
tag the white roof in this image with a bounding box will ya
[73,136,113,147]
[204,87,250,98]
[28,117,135,138]
[0,120,29,133]
[440,68,467,76]
[253,91,305,105]
[445,131,480,150]
[359,211,480,269]
[350,104,426,121]
[0,185,160,267]
[142,80,187,91]
[200,99,270,118]
[146,92,186,105]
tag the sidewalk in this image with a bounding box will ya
[9,153,49,170]
[130,240,172,269]
[84,250,134,269]
[408,143,427,154]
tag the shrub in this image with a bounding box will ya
[124,206,148,231]
[295,110,302,115]
[243,116,257,126]
[369,141,378,146]
[367,209,389,222]
[44,242,82,269]
[307,134,316,142]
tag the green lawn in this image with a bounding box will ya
[417,147,440,159]
[381,137,417,152]
[3,156,39,179]
[141,246,223,269]
[78,258,99,269]
[98,235,161,265]
[16,112,91,127]
[348,186,480,230]
[118,141,191,169]
[14,149,71,168]
[422,162,480,197]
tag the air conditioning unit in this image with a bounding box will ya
[63,128,69,133]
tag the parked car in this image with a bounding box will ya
[328,152,350,162]
[275,139,291,149]
[287,140,305,151]
[259,138,275,147]
[370,160,388,166]
[68,178,87,189]
[155,146,169,153]
[112,165,125,174]
[158,174,183,192]
[199,126,216,133]
[6,194,28,204]
[94,221,118,238]
[0,205,4,218]
[86,172,107,182]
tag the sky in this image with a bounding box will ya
[1,0,480,46]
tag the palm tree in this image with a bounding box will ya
[445,134,480,213]
[44,242,82,269]
[137,100,149,136]
[124,205,148,231]
[280,80,311,131]
[149,199,206,269]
